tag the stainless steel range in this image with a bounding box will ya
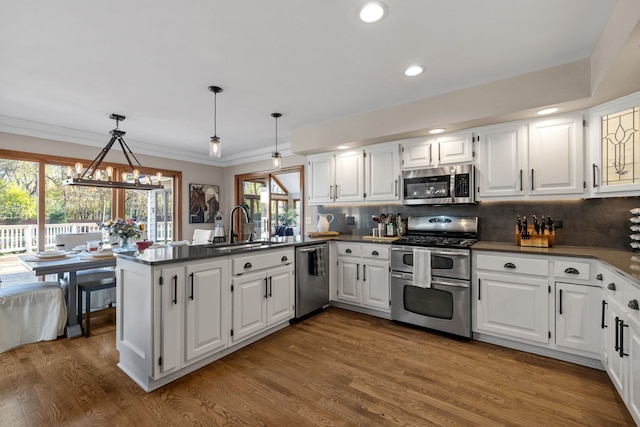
[390,215,477,338]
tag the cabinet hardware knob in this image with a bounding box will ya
[608,283,616,291]
[244,262,252,269]
[281,256,288,262]
[503,262,516,269]
[596,273,603,281]
[346,248,352,254]
[564,267,579,275]
[629,299,639,310]
[372,251,379,256]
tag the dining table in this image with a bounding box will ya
[18,251,119,338]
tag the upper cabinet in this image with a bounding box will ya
[476,114,585,201]
[588,92,640,198]
[308,144,400,205]
[401,132,473,169]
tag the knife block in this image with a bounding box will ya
[516,227,555,247]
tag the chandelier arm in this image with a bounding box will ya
[82,135,118,178]
[118,137,156,181]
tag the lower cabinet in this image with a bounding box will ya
[335,242,390,313]
[554,282,601,354]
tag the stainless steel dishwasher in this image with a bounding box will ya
[295,243,330,318]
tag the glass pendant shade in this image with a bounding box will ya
[272,152,282,170]
[210,136,221,158]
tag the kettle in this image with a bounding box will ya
[317,213,334,233]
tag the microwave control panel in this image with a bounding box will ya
[454,173,470,197]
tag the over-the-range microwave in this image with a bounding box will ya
[402,164,475,205]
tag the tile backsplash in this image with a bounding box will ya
[317,197,640,250]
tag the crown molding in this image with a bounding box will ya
[0,115,291,167]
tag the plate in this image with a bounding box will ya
[83,252,115,259]
[72,245,86,251]
[35,251,69,260]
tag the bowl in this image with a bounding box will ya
[136,240,154,250]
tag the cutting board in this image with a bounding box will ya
[362,236,398,242]
[308,231,340,237]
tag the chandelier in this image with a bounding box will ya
[63,114,164,191]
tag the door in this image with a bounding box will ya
[476,272,549,343]
[437,132,473,165]
[476,123,527,199]
[528,114,584,196]
[337,257,360,304]
[554,282,601,354]
[267,265,294,325]
[606,298,627,396]
[362,260,390,311]
[157,265,184,377]
[308,154,334,204]
[231,271,267,342]
[184,260,227,363]
[401,137,435,169]
[334,151,364,202]
[365,144,400,201]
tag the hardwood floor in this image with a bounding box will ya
[0,307,634,426]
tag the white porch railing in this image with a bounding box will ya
[0,222,172,253]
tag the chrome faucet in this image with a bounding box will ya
[229,205,250,244]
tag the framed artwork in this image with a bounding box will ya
[189,183,220,223]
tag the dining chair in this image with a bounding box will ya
[54,232,116,317]
[192,229,214,245]
[0,281,67,352]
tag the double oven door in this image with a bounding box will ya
[390,246,471,338]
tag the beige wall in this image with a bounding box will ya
[0,132,224,241]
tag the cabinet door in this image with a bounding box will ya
[627,318,640,423]
[157,266,184,378]
[554,282,601,354]
[401,138,434,169]
[365,145,400,201]
[362,260,390,311]
[184,261,227,363]
[476,123,527,199]
[308,154,334,204]
[231,272,267,342]
[337,257,360,304]
[334,151,364,202]
[267,265,294,326]
[606,298,627,397]
[476,272,549,343]
[528,115,584,196]
[437,132,473,165]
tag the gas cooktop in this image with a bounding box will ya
[391,215,478,248]
[392,235,477,248]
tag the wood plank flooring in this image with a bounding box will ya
[0,307,634,426]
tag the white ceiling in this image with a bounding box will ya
[0,1,620,166]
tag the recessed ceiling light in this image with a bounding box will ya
[537,107,559,115]
[337,145,349,150]
[404,65,424,77]
[359,2,386,23]
[429,128,445,134]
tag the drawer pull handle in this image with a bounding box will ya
[629,299,639,310]
[244,262,252,269]
[564,267,579,275]
[371,251,379,256]
[608,283,617,291]
[596,273,603,281]
[503,262,516,269]
[346,248,352,254]
[281,256,288,262]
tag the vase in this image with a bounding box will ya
[120,237,131,250]
[317,213,334,233]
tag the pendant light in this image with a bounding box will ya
[63,114,163,191]
[271,112,282,170]
[208,85,223,158]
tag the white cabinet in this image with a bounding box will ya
[587,92,640,197]
[364,144,400,202]
[335,242,390,313]
[401,132,473,169]
[230,249,294,343]
[554,282,601,354]
[475,122,527,199]
[528,114,585,197]
[308,151,364,204]
[154,258,228,379]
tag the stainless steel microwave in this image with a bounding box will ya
[402,164,475,205]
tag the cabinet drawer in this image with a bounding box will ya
[602,268,626,305]
[362,244,390,260]
[624,280,640,323]
[554,260,591,281]
[476,253,549,276]
[232,249,293,275]
[336,243,362,257]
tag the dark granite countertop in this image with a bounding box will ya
[472,241,640,286]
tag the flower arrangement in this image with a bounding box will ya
[98,217,143,241]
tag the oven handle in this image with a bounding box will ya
[429,251,468,257]
[391,272,413,281]
[432,280,470,289]
[391,247,410,252]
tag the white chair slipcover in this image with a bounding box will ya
[0,282,67,352]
